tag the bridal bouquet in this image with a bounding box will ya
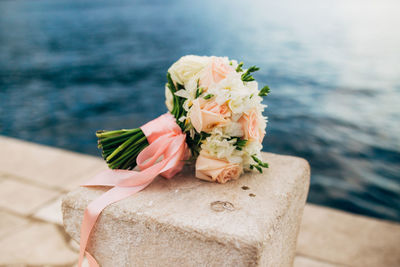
[78,55,270,267]
[96,55,270,183]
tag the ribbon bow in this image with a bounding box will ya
[78,113,188,267]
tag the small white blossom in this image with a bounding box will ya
[223,122,244,137]
[201,134,243,164]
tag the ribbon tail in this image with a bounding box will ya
[82,169,140,187]
[86,252,98,267]
[78,182,151,267]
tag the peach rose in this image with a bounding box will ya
[195,151,242,184]
[189,98,231,133]
[239,109,265,143]
[199,57,234,88]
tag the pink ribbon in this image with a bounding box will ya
[78,113,188,267]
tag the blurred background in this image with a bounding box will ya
[0,0,399,222]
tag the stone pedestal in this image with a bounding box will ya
[62,152,310,267]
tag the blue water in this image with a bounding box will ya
[1,0,399,221]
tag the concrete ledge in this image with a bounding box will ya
[0,135,106,191]
[297,204,400,267]
[1,136,399,266]
[62,152,310,267]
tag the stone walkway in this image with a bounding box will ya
[0,135,399,267]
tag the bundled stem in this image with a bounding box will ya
[96,128,149,170]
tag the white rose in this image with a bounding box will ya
[165,85,174,112]
[168,55,210,85]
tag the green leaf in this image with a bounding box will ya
[166,72,187,128]
[185,131,211,159]
[251,155,269,170]
[251,155,262,164]
[241,66,260,82]
[255,165,263,173]
[259,85,270,97]
[195,79,203,98]
[203,94,214,100]
[235,139,247,150]
[226,137,248,150]
[196,88,203,98]
[260,162,269,168]
[236,62,244,72]
[250,164,263,173]
[166,72,176,92]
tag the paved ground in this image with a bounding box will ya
[0,135,399,267]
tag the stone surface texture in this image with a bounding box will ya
[0,135,399,267]
[0,135,106,191]
[297,204,400,267]
[63,152,310,267]
[293,256,343,267]
[0,178,59,215]
[0,222,77,266]
[0,210,29,239]
[34,196,64,225]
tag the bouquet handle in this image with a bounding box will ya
[78,113,188,267]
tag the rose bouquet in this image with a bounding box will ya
[78,55,270,267]
[96,55,270,184]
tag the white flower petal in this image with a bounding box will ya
[174,89,190,99]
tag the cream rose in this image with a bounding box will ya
[168,55,209,85]
[165,85,174,112]
[195,151,242,184]
[189,98,230,133]
[239,109,265,143]
[199,56,234,88]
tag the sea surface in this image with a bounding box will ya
[1,0,399,221]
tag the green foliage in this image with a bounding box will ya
[236,61,244,72]
[250,164,263,173]
[259,85,270,96]
[195,79,203,98]
[241,66,260,82]
[203,94,214,100]
[235,139,247,150]
[167,73,212,159]
[167,72,187,129]
[235,63,271,97]
[224,137,247,151]
[250,154,269,173]
[228,138,247,151]
[186,131,211,159]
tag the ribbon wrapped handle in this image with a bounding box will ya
[78,113,188,267]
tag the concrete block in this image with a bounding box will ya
[63,152,310,267]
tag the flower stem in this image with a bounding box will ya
[96,128,149,170]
